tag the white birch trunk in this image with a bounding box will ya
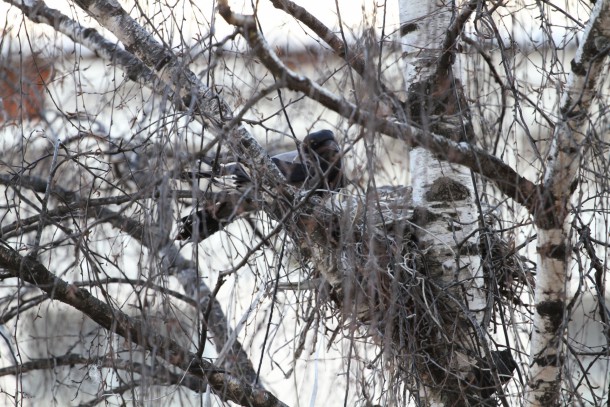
[398,0,485,404]
[526,0,610,404]
[398,0,483,304]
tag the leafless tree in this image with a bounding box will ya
[0,0,608,406]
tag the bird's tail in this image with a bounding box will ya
[178,170,215,181]
[175,207,223,242]
[175,196,257,242]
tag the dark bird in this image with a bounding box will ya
[471,349,518,402]
[176,129,344,242]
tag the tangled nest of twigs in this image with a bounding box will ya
[289,185,533,403]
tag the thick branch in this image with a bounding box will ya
[217,4,541,213]
[539,0,610,223]
[0,173,259,384]
[0,353,206,393]
[0,246,287,407]
[4,0,168,97]
[434,0,479,78]
[269,0,406,119]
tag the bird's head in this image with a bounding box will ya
[301,130,341,165]
[301,129,343,190]
[302,130,339,153]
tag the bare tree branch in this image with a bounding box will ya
[0,353,206,393]
[3,0,166,96]
[0,245,288,407]
[269,0,407,119]
[217,1,541,214]
[0,173,260,384]
[527,0,610,404]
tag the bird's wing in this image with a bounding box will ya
[175,197,257,242]
[217,163,251,185]
[177,130,345,243]
[179,162,251,188]
[271,156,310,185]
[300,135,344,191]
[271,150,302,164]
[270,148,311,185]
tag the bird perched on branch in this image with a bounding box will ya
[176,129,344,242]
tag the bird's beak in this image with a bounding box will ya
[328,140,340,153]
[321,139,341,156]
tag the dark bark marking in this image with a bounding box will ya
[155,54,172,72]
[570,58,587,76]
[412,206,439,226]
[532,353,563,367]
[536,300,564,332]
[425,176,470,202]
[537,242,567,261]
[459,241,480,256]
[400,23,418,36]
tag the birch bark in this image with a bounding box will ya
[526,0,610,404]
[398,0,486,404]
